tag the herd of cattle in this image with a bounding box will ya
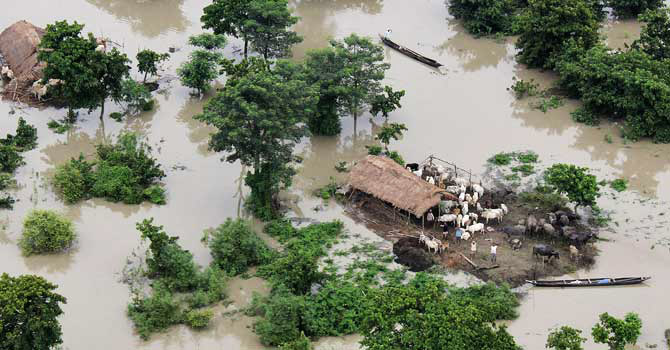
[407,162,593,264]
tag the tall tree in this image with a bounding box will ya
[136,49,170,83]
[245,0,303,60]
[196,61,317,219]
[0,273,67,350]
[515,0,600,69]
[331,34,389,132]
[201,0,252,57]
[93,47,132,119]
[177,50,222,95]
[303,47,346,135]
[370,86,405,121]
[632,6,670,60]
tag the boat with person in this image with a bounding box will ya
[527,276,651,287]
[379,34,443,68]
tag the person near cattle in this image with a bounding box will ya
[490,243,498,262]
[455,228,463,243]
[470,240,477,258]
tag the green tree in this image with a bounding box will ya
[360,274,521,350]
[376,123,407,152]
[177,50,222,95]
[94,47,132,119]
[544,163,600,210]
[546,326,586,350]
[201,0,252,57]
[0,273,67,350]
[116,79,153,115]
[253,288,307,346]
[592,312,642,350]
[136,49,169,83]
[370,86,405,121]
[245,0,302,60]
[608,0,663,18]
[331,34,389,131]
[202,218,274,275]
[303,47,346,135]
[188,33,227,50]
[195,62,317,219]
[449,0,519,37]
[632,7,670,60]
[19,209,76,256]
[515,0,600,69]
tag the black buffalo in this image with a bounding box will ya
[406,163,420,172]
[533,244,560,262]
[503,225,526,238]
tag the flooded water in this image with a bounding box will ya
[1,0,668,349]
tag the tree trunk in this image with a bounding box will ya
[353,111,358,136]
[244,38,248,59]
[143,72,148,83]
[99,100,105,120]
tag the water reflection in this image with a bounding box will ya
[438,23,510,72]
[86,0,189,37]
[174,95,214,156]
[23,247,77,273]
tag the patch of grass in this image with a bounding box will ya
[518,185,568,212]
[508,77,540,99]
[610,179,628,192]
[488,152,515,166]
[47,119,72,134]
[516,151,539,164]
[532,95,564,113]
[511,164,535,176]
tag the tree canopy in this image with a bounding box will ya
[195,61,317,219]
[544,163,600,209]
[449,0,519,37]
[608,0,664,18]
[0,273,67,350]
[515,0,600,69]
[592,312,642,350]
[201,0,252,56]
[632,6,670,60]
[136,49,170,82]
[546,326,587,350]
[246,0,302,60]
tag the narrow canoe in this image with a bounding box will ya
[527,276,651,287]
[379,35,443,68]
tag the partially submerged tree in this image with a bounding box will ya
[632,6,670,60]
[116,78,153,115]
[515,0,600,69]
[177,50,222,95]
[0,273,67,350]
[546,326,587,350]
[592,312,642,350]
[188,33,227,50]
[201,0,252,57]
[303,47,346,136]
[245,0,302,60]
[448,0,519,37]
[376,123,407,152]
[136,49,170,82]
[608,0,663,18]
[370,86,405,120]
[195,62,317,219]
[544,163,600,210]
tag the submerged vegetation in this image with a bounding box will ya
[19,209,76,256]
[53,133,166,205]
[0,118,38,209]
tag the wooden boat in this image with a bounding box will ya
[379,34,443,68]
[527,276,651,287]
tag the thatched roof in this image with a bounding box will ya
[0,20,45,82]
[348,155,458,217]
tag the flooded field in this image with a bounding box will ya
[1,0,669,349]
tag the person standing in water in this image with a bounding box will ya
[385,28,392,40]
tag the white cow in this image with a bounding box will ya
[466,223,485,235]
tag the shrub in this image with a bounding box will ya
[0,274,67,350]
[509,77,540,99]
[136,49,170,82]
[264,219,299,243]
[19,210,76,255]
[143,185,166,204]
[127,284,183,340]
[546,326,586,350]
[387,150,404,166]
[203,218,274,275]
[303,279,369,336]
[365,145,382,156]
[188,33,227,50]
[545,163,600,209]
[448,0,519,37]
[511,164,535,176]
[0,145,24,173]
[259,248,324,295]
[90,163,142,204]
[608,0,663,18]
[1,118,38,151]
[177,50,221,94]
[53,155,95,203]
[117,79,152,115]
[448,283,520,321]
[253,289,306,346]
[488,152,515,165]
[633,7,670,60]
[184,309,213,329]
[592,312,642,350]
[517,151,539,163]
[279,333,313,350]
[610,179,628,192]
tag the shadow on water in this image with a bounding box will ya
[85,0,190,37]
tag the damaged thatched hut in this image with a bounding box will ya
[0,20,45,102]
[348,155,458,219]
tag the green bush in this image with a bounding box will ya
[448,282,520,321]
[1,118,38,151]
[127,284,183,340]
[19,210,76,256]
[184,309,213,329]
[509,77,540,99]
[448,0,519,37]
[592,312,642,350]
[555,42,670,142]
[511,164,535,176]
[546,326,586,350]
[253,289,306,346]
[365,145,382,156]
[279,333,313,350]
[0,145,24,173]
[53,155,95,203]
[488,152,515,165]
[143,185,166,204]
[545,163,600,209]
[117,79,152,115]
[91,163,142,204]
[517,151,539,163]
[387,150,404,166]
[203,218,274,275]
[608,0,663,18]
[633,7,670,60]
[264,219,299,243]
[610,179,628,192]
[303,279,369,336]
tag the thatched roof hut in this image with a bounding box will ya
[348,155,458,218]
[0,20,45,101]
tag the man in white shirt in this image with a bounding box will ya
[490,244,498,262]
[385,28,392,40]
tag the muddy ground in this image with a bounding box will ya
[345,189,597,287]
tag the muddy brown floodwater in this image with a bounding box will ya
[1,1,669,349]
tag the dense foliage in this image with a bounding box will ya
[555,42,670,142]
[203,218,274,275]
[117,79,153,115]
[370,86,405,120]
[633,7,670,60]
[0,273,67,350]
[449,0,519,37]
[591,312,642,350]
[19,210,76,256]
[515,0,600,69]
[39,20,131,119]
[546,326,586,350]
[188,33,227,50]
[127,218,228,339]
[178,49,222,95]
[136,49,170,82]
[53,133,166,205]
[608,0,663,18]
[544,163,600,209]
[1,117,38,151]
[196,62,316,219]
